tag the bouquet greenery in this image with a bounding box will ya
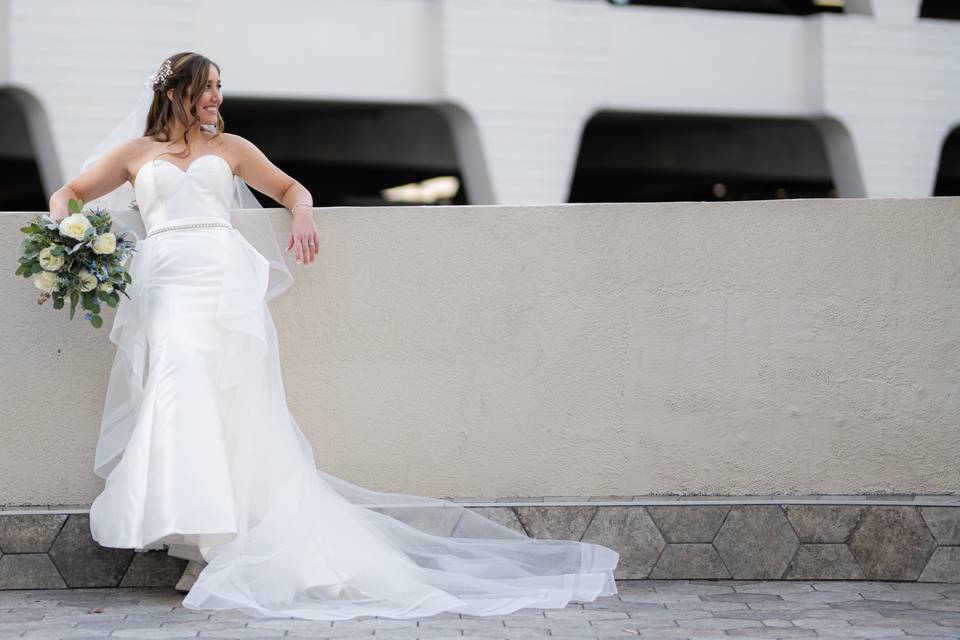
[14,198,136,328]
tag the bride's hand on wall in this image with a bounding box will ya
[288,210,319,265]
[226,134,319,266]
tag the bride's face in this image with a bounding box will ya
[197,66,222,126]
[167,65,222,129]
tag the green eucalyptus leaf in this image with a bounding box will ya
[53,297,64,309]
[90,314,103,328]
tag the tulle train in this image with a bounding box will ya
[88,223,619,620]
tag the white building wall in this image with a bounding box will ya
[817,12,960,198]
[7,0,196,194]
[2,0,959,204]
[0,0,9,87]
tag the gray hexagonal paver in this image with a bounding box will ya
[918,546,960,583]
[0,514,67,553]
[581,506,665,579]
[0,553,67,588]
[713,506,799,579]
[48,514,135,587]
[120,549,188,587]
[784,505,863,543]
[515,506,597,542]
[648,543,730,579]
[919,506,960,545]
[784,544,866,580]
[849,506,938,580]
[646,505,729,543]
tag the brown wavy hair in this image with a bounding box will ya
[143,52,224,158]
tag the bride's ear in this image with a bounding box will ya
[166,88,173,102]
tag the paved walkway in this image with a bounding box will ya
[1,580,959,639]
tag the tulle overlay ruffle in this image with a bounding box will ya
[89,220,619,620]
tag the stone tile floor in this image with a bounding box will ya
[1,580,960,639]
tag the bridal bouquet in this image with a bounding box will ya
[14,198,136,328]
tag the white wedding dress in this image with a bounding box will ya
[87,153,619,620]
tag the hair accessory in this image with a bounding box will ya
[143,58,174,90]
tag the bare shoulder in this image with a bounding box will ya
[220,132,272,173]
[221,132,258,153]
[84,136,142,182]
[216,132,292,203]
[108,136,145,164]
[124,135,158,160]
[123,136,158,181]
[127,135,156,156]
[67,136,147,202]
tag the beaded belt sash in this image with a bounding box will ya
[146,221,232,238]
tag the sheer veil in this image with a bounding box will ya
[77,85,293,302]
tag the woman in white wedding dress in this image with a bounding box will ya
[48,52,619,621]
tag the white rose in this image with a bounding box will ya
[33,271,59,292]
[98,281,114,293]
[58,213,91,241]
[38,246,65,271]
[78,271,98,292]
[92,232,117,255]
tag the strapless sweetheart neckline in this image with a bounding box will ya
[133,154,234,189]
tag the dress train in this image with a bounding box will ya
[89,218,619,620]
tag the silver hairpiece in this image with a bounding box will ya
[143,59,174,90]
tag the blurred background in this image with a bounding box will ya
[0,0,958,209]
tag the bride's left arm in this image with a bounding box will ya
[227,133,319,266]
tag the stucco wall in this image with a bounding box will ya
[1,198,958,505]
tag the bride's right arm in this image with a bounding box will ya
[48,140,135,222]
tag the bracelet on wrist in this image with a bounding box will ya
[291,202,312,213]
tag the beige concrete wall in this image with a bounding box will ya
[1,198,958,505]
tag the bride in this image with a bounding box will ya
[47,52,619,621]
